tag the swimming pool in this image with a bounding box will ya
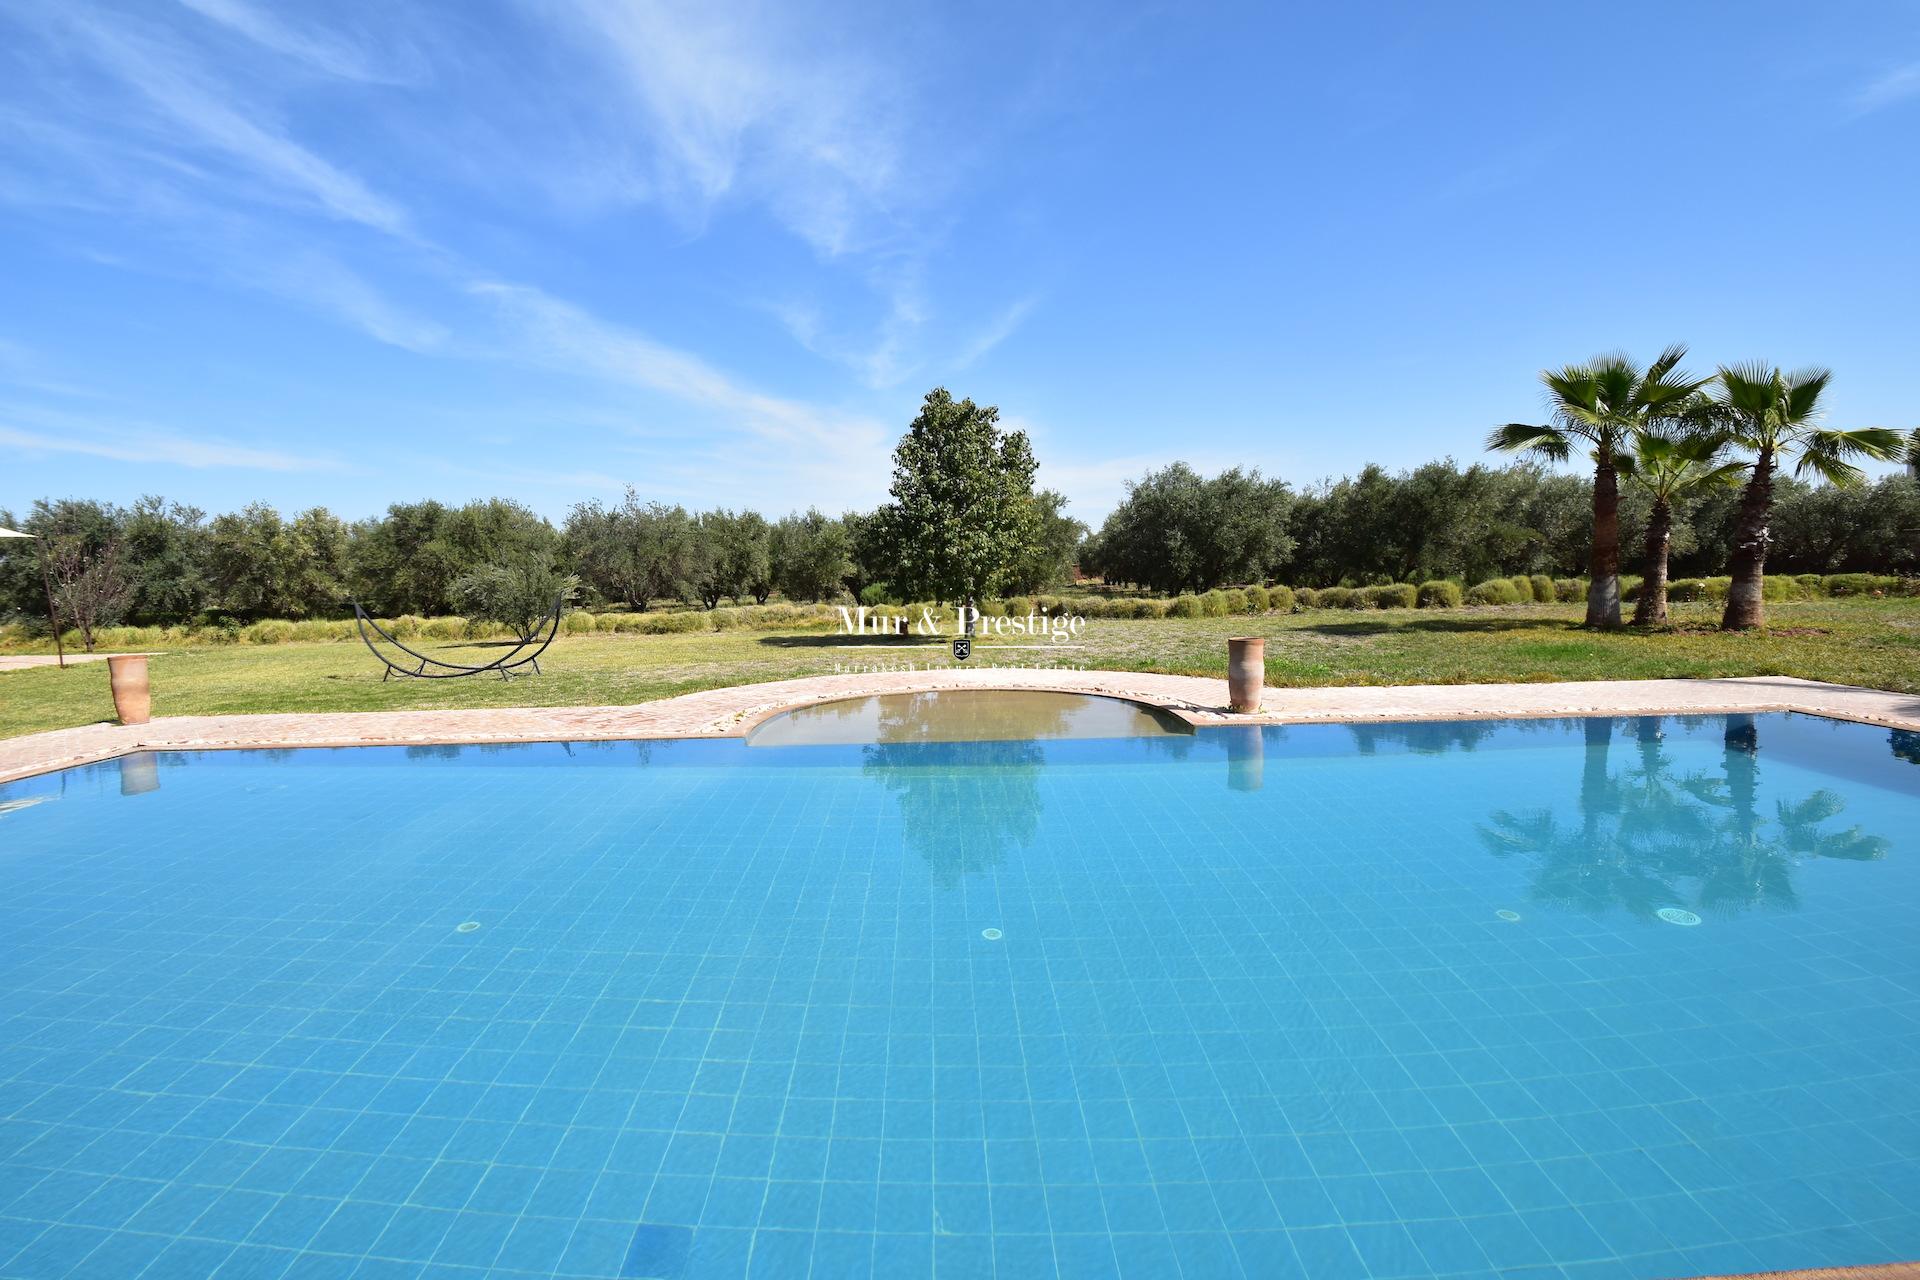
[1,711,1916,1279]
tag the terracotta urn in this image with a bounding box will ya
[107,655,151,725]
[1226,637,1265,714]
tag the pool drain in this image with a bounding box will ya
[456,921,481,933]
[1495,909,1521,923]
[1656,908,1701,927]
[981,928,1003,941]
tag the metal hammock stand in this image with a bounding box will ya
[353,595,562,681]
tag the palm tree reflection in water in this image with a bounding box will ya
[1479,714,1890,921]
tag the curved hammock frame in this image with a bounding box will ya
[353,595,561,680]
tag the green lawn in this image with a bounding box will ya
[5,598,1918,739]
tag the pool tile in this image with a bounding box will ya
[1,714,1917,1279]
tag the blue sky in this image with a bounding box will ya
[3,1,1917,525]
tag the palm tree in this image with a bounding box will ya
[1909,428,1920,481]
[1712,365,1907,629]
[1617,425,1746,626]
[1488,346,1707,628]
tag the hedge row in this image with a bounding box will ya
[8,572,1915,650]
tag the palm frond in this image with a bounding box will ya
[1487,422,1570,460]
[1793,427,1907,486]
[1810,426,1907,460]
[1645,342,1692,383]
[1694,460,1751,491]
[1781,367,1835,425]
[1793,443,1864,487]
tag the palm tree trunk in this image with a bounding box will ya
[1722,448,1774,630]
[1586,450,1622,628]
[1631,497,1673,627]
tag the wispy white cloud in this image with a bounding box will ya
[472,281,886,452]
[174,0,419,85]
[952,296,1039,370]
[539,0,909,256]
[1854,61,1920,114]
[260,253,449,352]
[38,5,408,234]
[0,339,105,400]
[0,420,342,473]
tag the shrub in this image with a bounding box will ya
[1505,576,1533,602]
[1199,589,1231,617]
[388,614,424,639]
[1417,580,1463,608]
[1134,597,1172,619]
[1552,578,1585,603]
[1822,573,1898,597]
[562,611,599,635]
[1293,587,1319,609]
[858,582,896,606]
[1761,576,1805,601]
[1666,578,1707,603]
[640,610,706,634]
[1222,588,1250,615]
[1315,586,1356,609]
[1466,579,1522,606]
[243,620,297,644]
[1169,594,1204,618]
[422,616,468,640]
[453,557,579,642]
[315,620,357,641]
[1267,585,1295,612]
[1244,585,1270,612]
[1364,583,1418,609]
[1527,574,1555,603]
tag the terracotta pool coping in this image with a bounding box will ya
[4,671,1917,785]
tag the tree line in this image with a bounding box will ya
[1085,457,1920,596]
[5,380,1915,645]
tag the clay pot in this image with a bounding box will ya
[1226,637,1265,714]
[107,655,151,725]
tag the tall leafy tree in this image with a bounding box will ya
[1003,489,1088,595]
[1617,429,1745,626]
[1488,345,1708,628]
[879,388,1040,624]
[1090,464,1292,593]
[771,509,852,603]
[839,509,896,601]
[1710,365,1906,629]
[207,504,350,618]
[122,497,210,623]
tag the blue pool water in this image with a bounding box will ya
[2,711,1918,1280]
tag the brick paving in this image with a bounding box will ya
[0,651,159,672]
[2,670,1916,785]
